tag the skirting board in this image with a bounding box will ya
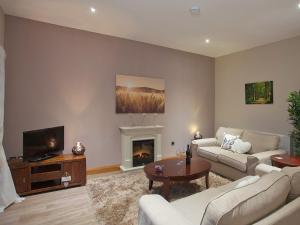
[86,156,179,175]
[87,164,121,175]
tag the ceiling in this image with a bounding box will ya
[1,0,300,57]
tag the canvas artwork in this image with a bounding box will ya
[245,81,273,104]
[116,74,165,113]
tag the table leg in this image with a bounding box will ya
[149,180,153,190]
[162,181,171,201]
[205,174,209,189]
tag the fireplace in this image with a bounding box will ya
[132,139,154,167]
[119,125,163,171]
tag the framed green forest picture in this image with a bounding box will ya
[245,81,273,104]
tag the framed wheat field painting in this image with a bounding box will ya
[116,74,165,113]
[245,81,273,104]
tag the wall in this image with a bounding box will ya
[4,16,215,168]
[215,36,300,136]
[0,7,4,47]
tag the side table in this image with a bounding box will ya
[271,154,300,168]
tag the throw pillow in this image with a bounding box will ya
[221,133,239,150]
[231,139,252,154]
[235,175,260,188]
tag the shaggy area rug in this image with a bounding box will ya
[86,170,230,225]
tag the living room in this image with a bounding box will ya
[0,1,300,225]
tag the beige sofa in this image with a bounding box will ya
[191,127,287,180]
[138,168,300,225]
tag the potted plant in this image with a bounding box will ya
[288,91,300,156]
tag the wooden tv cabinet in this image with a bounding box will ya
[8,154,86,196]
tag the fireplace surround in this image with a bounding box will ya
[119,126,163,171]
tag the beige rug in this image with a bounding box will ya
[86,170,230,225]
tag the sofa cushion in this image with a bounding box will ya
[200,171,290,225]
[282,166,300,201]
[216,127,244,145]
[197,146,222,162]
[171,188,223,225]
[218,151,249,172]
[242,130,280,154]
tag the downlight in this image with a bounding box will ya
[189,6,200,15]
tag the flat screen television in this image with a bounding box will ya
[23,126,64,162]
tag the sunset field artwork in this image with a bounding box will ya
[116,75,165,113]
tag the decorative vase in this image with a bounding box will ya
[72,142,86,155]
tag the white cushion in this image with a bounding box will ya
[235,175,260,188]
[221,133,239,150]
[231,139,251,154]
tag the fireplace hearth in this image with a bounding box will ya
[132,139,154,167]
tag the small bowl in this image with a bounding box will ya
[154,164,163,172]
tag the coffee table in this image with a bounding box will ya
[271,154,300,168]
[144,157,211,200]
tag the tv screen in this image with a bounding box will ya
[23,126,64,161]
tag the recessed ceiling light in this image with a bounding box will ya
[189,6,200,15]
[298,3,300,9]
[90,7,96,13]
[205,39,210,44]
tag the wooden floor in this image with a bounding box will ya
[0,184,98,225]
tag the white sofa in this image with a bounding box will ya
[138,167,300,225]
[191,127,288,180]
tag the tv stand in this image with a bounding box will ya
[8,154,86,195]
[28,153,58,162]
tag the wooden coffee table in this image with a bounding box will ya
[271,154,300,168]
[144,158,211,200]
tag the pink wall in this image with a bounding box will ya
[4,16,214,168]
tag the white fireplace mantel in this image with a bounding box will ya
[119,125,163,171]
[120,125,163,134]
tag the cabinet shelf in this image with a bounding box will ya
[31,164,62,174]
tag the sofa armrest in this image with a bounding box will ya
[246,155,260,175]
[138,195,193,225]
[252,197,300,225]
[252,149,287,165]
[255,163,281,177]
[191,138,218,147]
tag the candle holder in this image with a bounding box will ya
[72,142,86,155]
